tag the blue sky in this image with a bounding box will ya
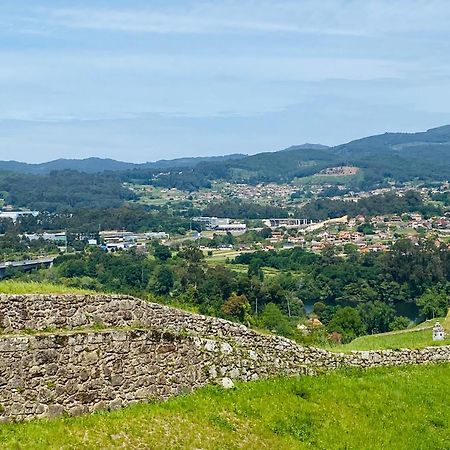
[1,0,450,162]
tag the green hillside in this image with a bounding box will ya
[1,364,448,449]
[336,311,450,352]
[0,154,247,174]
[0,280,92,295]
[185,125,450,188]
[1,126,450,208]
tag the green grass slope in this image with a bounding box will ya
[0,280,92,295]
[1,364,449,449]
[335,311,450,351]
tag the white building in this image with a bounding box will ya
[193,217,230,229]
[433,322,445,341]
[0,211,39,222]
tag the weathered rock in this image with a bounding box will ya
[218,377,234,389]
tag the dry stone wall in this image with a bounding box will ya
[0,294,449,422]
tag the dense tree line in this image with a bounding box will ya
[0,170,136,212]
[14,238,449,344]
[200,191,439,222]
[0,232,60,260]
[298,191,441,221]
[235,239,450,340]
[0,206,197,235]
[202,200,289,219]
[122,168,211,191]
[431,191,450,206]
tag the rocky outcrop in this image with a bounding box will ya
[0,294,448,422]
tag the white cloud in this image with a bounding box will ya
[40,1,450,36]
[0,51,413,83]
[45,3,357,36]
[0,48,418,122]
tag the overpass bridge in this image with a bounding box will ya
[0,257,55,278]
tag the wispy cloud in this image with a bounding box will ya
[0,50,414,83]
[40,1,450,36]
[47,8,304,35]
[44,4,358,36]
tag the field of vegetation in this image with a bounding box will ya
[0,364,448,449]
[331,311,450,351]
[1,278,448,351]
[0,280,91,295]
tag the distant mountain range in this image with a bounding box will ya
[191,125,450,187]
[1,125,449,190]
[0,154,247,174]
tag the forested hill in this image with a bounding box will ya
[1,126,449,186]
[0,154,246,174]
[159,124,450,189]
[0,125,449,199]
[330,124,450,185]
[117,125,450,190]
[0,171,136,212]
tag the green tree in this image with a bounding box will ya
[358,301,396,334]
[178,245,204,264]
[336,281,377,306]
[153,243,172,261]
[259,227,272,239]
[416,288,448,319]
[389,316,411,331]
[327,307,366,343]
[248,260,264,281]
[59,259,87,277]
[261,303,292,337]
[221,293,251,323]
[149,266,174,296]
[313,301,326,317]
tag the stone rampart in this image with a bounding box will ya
[0,294,449,422]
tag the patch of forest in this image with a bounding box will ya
[0,170,136,212]
[11,239,450,344]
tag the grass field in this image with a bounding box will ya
[332,311,450,352]
[204,251,289,277]
[0,364,448,449]
[204,249,248,264]
[0,280,91,295]
[335,328,450,351]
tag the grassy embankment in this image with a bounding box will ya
[204,250,291,277]
[0,364,448,449]
[334,311,450,351]
[0,280,92,295]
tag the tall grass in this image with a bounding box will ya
[0,364,448,449]
[331,310,450,352]
[0,280,92,295]
[334,328,450,351]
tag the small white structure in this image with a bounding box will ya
[432,322,445,341]
[296,323,309,335]
[0,210,39,222]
